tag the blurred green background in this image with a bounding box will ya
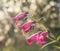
[0,0,60,51]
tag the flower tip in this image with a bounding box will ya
[26,38,33,46]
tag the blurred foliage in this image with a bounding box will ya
[0,0,60,51]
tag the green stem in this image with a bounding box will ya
[41,40,57,49]
[47,36,54,41]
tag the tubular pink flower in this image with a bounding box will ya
[27,31,48,45]
[18,21,34,33]
[27,31,41,45]
[10,12,28,24]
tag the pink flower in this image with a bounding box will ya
[17,21,35,33]
[10,12,28,24]
[27,31,48,45]
[27,31,41,45]
[26,37,34,46]
[35,31,48,45]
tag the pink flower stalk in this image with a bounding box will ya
[10,12,28,24]
[17,21,35,33]
[27,31,48,45]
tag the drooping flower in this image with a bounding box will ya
[17,21,35,33]
[26,31,48,45]
[27,31,41,45]
[10,12,28,24]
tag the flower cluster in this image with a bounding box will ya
[26,31,48,45]
[11,12,34,33]
[11,12,48,46]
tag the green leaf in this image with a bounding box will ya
[57,35,60,41]
[53,46,60,49]
[41,40,57,49]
